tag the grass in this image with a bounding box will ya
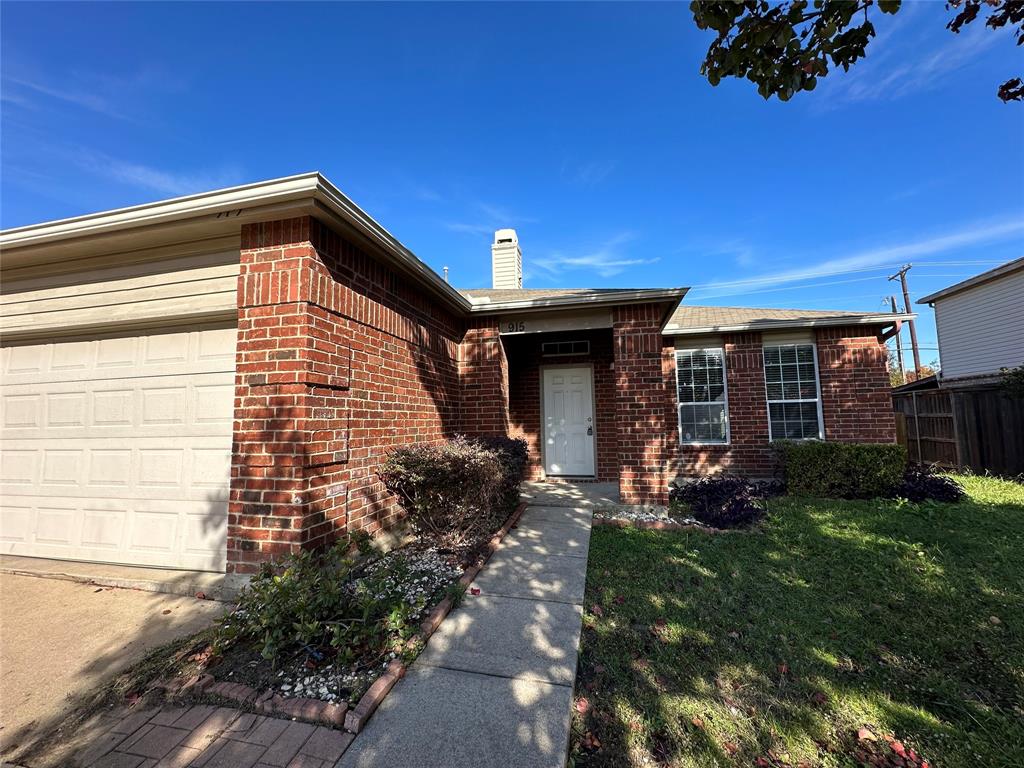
[571,475,1024,768]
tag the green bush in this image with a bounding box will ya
[213,536,461,662]
[470,436,529,516]
[377,435,527,545]
[776,441,907,499]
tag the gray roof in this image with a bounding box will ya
[666,304,909,334]
[918,257,1024,304]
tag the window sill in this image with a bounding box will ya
[679,441,730,447]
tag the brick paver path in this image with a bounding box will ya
[67,704,354,768]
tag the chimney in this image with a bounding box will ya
[491,228,522,289]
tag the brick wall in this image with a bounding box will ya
[668,331,776,478]
[816,326,896,442]
[613,304,670,505]
[504,329,617,482]
[459,318,509,436]
[665,327,896,482]
[228,216,463,573]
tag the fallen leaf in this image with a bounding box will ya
[162,609,172,615]
[590,604,604,617]
[778,663,789,675]
[857,727,877,742]
[691,716,705,730]
[470,587,481,596]
[723,741,739,756]
[195,591,206,600]
[614,595,626,604]
[93,588,103,593]
[575,697,590,714]
[989,615,1001,625]
[810,691,828,707]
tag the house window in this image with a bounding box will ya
[763,343,823,440]
[541,340,590,356]
[675,348,729,444]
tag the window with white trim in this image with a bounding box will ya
[675,348,729,444]
[763,343,823,440]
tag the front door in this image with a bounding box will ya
[543,366,595,476]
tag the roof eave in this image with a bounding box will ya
[918,257,1024,304]
[0,172,473,315]
[664,313,916,336]
[468,287,689,315]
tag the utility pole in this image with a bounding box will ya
[888,264,922,377]
[890,295,906,384]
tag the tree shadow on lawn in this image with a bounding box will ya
[572,489,1024,768]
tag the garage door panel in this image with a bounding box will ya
[0,325,234,571]
[1,444,231,500]
[1,326,237,386]
[1,374,235,439]
[1,495,228,570]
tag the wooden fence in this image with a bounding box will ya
[892,386,1024,477]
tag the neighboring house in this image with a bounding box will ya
[918,256,1024,388]
[0,173,910,576]
[897,258,1024,475]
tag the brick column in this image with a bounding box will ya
[228,217,350,574]
[816,327,896,442]
[612,304,669,505]
[459,318,509,436]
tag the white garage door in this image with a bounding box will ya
[0,324,236,571]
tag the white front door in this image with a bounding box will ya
[543,366,595,476]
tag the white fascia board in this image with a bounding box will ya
[0,172,473,314]
[918,257,1024,305]
[469,288,689,314]
[0,172,323,248]
[664,313,916,336]
[311,176,471,311]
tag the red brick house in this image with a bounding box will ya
[0,173,910,575]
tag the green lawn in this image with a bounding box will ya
[572,475,1024,768]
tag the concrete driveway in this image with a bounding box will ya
[0,572,222,761]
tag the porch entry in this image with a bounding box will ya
[542,366,596,476]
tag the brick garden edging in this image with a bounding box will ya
[190,500,529,734]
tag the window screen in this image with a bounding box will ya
[763,343,823,440]
[675,348,729,444]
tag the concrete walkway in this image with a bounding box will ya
[337,504,593,768]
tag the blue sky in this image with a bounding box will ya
[3,2,1022,368]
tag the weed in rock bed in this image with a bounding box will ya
[210,538,465,702]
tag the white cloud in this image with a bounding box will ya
[5,75,129,119]
[444,201,538,237]
[560,158,616,187]
[533,232,657,279]
[73,149,243,196]
[817,6,1003,107]
[689,217,1024,298]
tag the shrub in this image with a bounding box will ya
[213,538,461,662]
[776,441,907,499]
[670,475,767,529]
[378,435,528,545]
[470,436,529,516]
[892,466,966,503]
